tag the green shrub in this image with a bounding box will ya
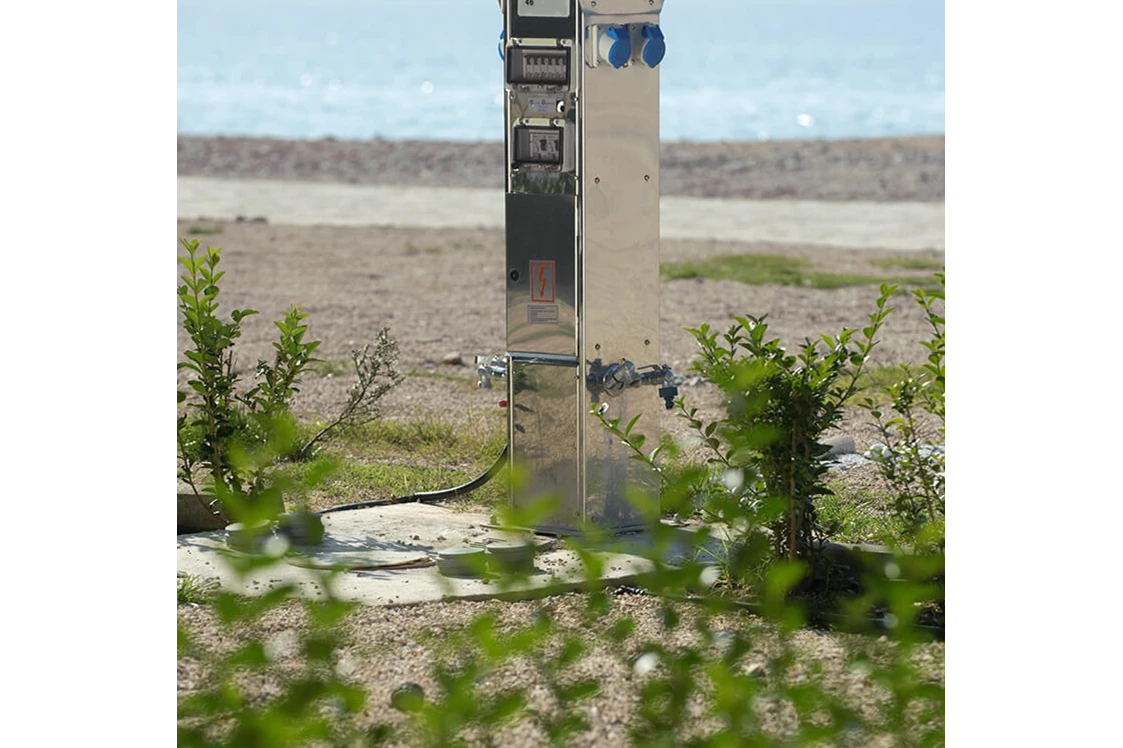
[177,239,261,504]
[860,274,945,549]
[681,284,896,564]
[177,238,403,520]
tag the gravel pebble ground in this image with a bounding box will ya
[177,135,945,743]
[178,134,944,202]
[179,591,944,746]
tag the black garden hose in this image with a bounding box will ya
[316,443,509,516]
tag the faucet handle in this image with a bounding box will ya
[476,354,508,389]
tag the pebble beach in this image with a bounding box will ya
[178,133,944,202]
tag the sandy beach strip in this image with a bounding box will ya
[178,176,943,251]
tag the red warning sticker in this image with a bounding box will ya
[529,260,555,303]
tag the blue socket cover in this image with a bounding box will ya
[641,25,665,68]
[498,29,505,61]
[606,25,631,69]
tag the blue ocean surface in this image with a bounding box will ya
[177,0,944,142]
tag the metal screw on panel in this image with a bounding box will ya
[595,343,601,350]
[510,269,520,281]
[644,339,650,346]
[594,177,600,183]
[644,175,650,181]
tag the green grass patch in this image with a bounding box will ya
[861,363,912,388]
[284,413,509,510]
[177,574,216,605]
[872,256,945,271]
[317,413,506,461]
[819,482,910,545]
[856,363,914,393]
[405,367,475,385]
[405,241,443,256]
[345,417,468,451]
[661,253,941,291]
[186,225,223,236]
[285,456,508,509]
[854,363,940,407]
[662,253,813,286]
[308,359,351,378]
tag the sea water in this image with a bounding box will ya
[177,0,944,142]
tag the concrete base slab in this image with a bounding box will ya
[177,503,729,607]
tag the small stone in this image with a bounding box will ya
[745,662,767,678]
[822,435,855,455]
[864,443,891,460]
[633,652,659,676]
[712,629,735,653]
[441,352,464,366]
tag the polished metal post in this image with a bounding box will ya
[495,0,670,534]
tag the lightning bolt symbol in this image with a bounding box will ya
[538,265,548,298]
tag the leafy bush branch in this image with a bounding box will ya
[296,328,404,461]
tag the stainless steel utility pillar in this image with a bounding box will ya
[484,0,673,534]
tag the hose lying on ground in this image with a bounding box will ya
[316,444,509,516]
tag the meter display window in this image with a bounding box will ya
[508,48,569,85]
[514,127,563,166]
